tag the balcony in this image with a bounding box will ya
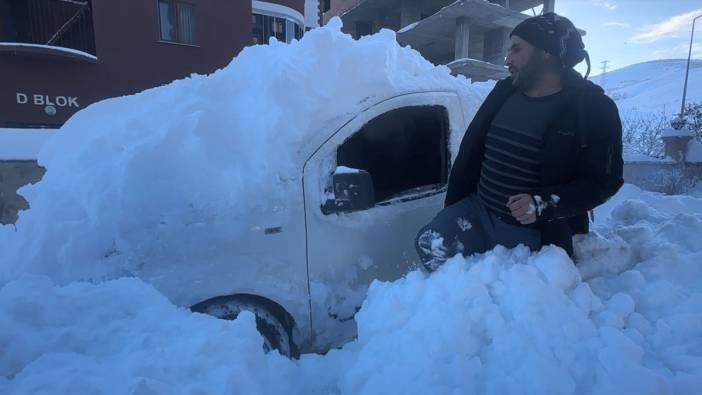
[0,0,97,62]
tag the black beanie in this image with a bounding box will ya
[510,12,590,78]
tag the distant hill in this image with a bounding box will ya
[594,59,702,116]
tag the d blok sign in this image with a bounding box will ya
[16,93,80,108]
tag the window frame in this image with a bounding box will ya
[251,12,304,45]
[157,0,199,47]
[334,105,450,210]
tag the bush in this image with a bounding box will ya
[620,101,701,159]
[620,110,668,158]
[681,102,702,141]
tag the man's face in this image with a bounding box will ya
[505,35,546,89]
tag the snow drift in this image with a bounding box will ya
[2,183,702,394]
[0,17,485,284]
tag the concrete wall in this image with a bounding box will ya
[467,28,485,61]
[624,162,702,195]
[0,161,44,225]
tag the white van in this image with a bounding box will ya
[160,89,473,358]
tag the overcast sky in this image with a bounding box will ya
[550,0,702,75]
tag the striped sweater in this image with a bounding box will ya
[478,90,563,224]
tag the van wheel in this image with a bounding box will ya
[190,295,299,358]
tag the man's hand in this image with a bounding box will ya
[507,194,537,225]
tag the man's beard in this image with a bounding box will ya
[511,60,539,92]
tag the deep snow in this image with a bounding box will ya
[0,17,485,285]
[1,183,701,394]
[1,17,701,395]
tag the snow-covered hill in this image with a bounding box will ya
[596,59,702,116]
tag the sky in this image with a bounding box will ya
[549,0,702,75]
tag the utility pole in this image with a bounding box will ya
[600,60,609,91]
[681,14,702,119]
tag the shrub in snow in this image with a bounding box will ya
[680,101,702,141]
[621,110,668,158]
[621,101,702,159]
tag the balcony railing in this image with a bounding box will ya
[1,0,96,56]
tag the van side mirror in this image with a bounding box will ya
[321,168,375,214]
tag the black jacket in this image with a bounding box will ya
[445,70,624,257]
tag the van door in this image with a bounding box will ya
[302,92,466,350]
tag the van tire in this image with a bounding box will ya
[190,295,300,358]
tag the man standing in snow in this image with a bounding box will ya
[415,12,623,271]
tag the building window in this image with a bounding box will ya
[272,16,285,41]
[158,0,197,45]
[337,106,450,204]
[252,13,303,45]
[322,0,331,13]
[253,14,264,45]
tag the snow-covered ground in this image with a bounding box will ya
[2,18,702,395]
[1,183,701,394]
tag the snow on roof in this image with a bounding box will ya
[397,21,419,33]
[0,42,97,61]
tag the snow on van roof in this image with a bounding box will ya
[0,18,480,283]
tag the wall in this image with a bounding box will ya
[624,162,702,194]
[0,161,44,224]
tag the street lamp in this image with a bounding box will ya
[680,13,702,118]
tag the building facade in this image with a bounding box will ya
[323,0,556,81]
[0,0,307,224]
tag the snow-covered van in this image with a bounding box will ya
[188,90,473,356]
[0,22,487,357]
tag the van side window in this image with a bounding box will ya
[337,105,450,204]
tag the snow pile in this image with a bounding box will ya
[0,18,479,284]
[0,277,292,394]
[2,17,701,395]
[2,184,702,394]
